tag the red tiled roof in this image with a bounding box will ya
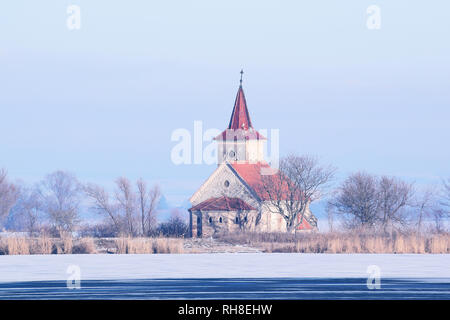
[297,215,313,230]
[230,162,285,200]
[189,196,255,212]
[215,85,265,141]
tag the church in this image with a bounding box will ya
[188,73,318,237]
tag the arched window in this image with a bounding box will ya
[219,217,223,223]
[209,217,212,224]
[197,217,201,224]
[244,216,248,222]
[235,217,239,223]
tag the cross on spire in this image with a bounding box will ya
[240,69,244,86]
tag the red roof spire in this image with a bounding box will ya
[228,83,252,130]
[215,71,266,141]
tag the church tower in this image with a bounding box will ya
[215,71,266,165]
[189,72,318,237]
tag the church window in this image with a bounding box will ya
[209,217,212,224]
[244,216,248,222]
[235,217,239,223]
[219,217,223,223]
[229,150,236,158]
[197,217,201,224]
[224,180,230,187]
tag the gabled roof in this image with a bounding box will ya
[189,196,255,212]
[215,85,266,141]
[229,162,269,200]
[189,162,252,205]
[229,161,285,201]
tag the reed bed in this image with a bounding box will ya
[0,236,184,255]
[114,237,184,254]
[0,237,31,255]
[217,232,450,254]
[0,232,448,254]
[73,237,97,254]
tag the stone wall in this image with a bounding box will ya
[190,208,292,237]
[191,210,264,238]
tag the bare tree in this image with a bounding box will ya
[38,171,81,236]
[85,177,160,237]
[115,177,138,236]
[413,187,439,234]
[377,176,414,233]
[328,172,379,230]
[0,169,19,229]
[8,185,43,236]
[441,178,450,215]
[325,202,335,232]
[136,179,160,236]
[430,207,447,233]
[260,155,335,233]
[410,179,450,234]
[428,178,450,233]
[84,183,122,234]
[330,173,415,232]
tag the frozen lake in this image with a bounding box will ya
[0,253,449,299]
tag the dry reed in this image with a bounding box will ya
[217,232,450,254]
[113,237,184,254]
[5,237,30,255]
[73,237,97,254]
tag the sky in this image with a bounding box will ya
[1,1,449,207]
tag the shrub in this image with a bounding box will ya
[156,217,188,237]
[73,237,97,254]
[79,223,118,238]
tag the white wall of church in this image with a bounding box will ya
[217,139,265,164]
[246,140,265,163]
[217,141,245,164]
[190,163,260,209]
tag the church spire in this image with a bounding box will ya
[228,71,252,130]
[215,71,266,142]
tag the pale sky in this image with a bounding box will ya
[1,1,449,206]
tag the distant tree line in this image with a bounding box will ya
[0,169,188,238]
[0,156,449,237]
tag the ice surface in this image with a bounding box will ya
[0,253,449,283]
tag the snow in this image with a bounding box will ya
[0,253,449,283]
